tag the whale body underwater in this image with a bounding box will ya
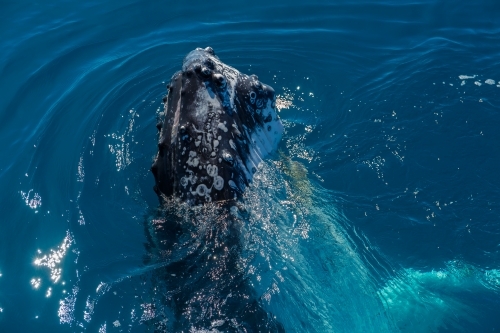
[148,47,285,332]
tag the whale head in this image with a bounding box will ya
[151,47,283,205]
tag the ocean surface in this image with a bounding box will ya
[1,0,500,332]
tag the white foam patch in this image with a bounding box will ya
[458,75,477,80]
[485,79,495,85]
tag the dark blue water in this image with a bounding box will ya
[2,0,500,332]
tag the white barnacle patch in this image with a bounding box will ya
[180,177,189,187]
[195,135,202,147]
[207,164,218,177]
[206,164,224,191]
[186,151,199,167]
[229,139,237,150]
[218,123,228,132]
[190,183,212,202]
[213,140,219,148]
[213,176,224,190]
[196,184,210,196]
[249,91,257,104]
[180,169,198,188]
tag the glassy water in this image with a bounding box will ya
[1,0,500,332]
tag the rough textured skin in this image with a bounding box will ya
[152,47,283,205]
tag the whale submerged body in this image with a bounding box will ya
[149,47,285,332]
[152,47,283,205]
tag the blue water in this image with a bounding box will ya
[2,0,500,332]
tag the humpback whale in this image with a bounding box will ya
[151,47,283,205]
[149,47,285,332]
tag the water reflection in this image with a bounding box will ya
[33,231,74,284]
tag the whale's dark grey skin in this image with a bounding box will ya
[148,48,285,332]
[151,47,283,205]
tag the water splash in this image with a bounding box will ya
[20,190,42,210]
[106,109,140,171]
[58,285,79,324]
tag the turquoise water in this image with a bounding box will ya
[2,0,500,332]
